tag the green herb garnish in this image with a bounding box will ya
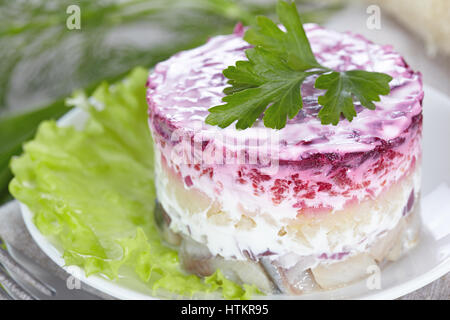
[206,0,393,129]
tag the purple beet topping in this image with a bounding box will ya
[147,23,423,163]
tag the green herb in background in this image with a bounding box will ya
[206,0,392,130]
[0,0,342,112]
[0,0,343,204]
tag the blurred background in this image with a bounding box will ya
[0,0,449,204]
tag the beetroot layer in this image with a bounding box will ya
[147,23,423,161]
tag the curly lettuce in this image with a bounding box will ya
[9,68,259,299]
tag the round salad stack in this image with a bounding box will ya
[146,23,423,294]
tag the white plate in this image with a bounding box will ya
[20,85,450,300]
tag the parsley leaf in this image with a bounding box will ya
[206,1,326,130]
[244,2,321,71]
[315,70,393,125]
[206,0,393,130]
[206,47,315,129]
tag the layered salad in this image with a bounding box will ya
[7,0,425,299]
[146,5,423,294]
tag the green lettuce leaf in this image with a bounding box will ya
[9,67,259,299]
